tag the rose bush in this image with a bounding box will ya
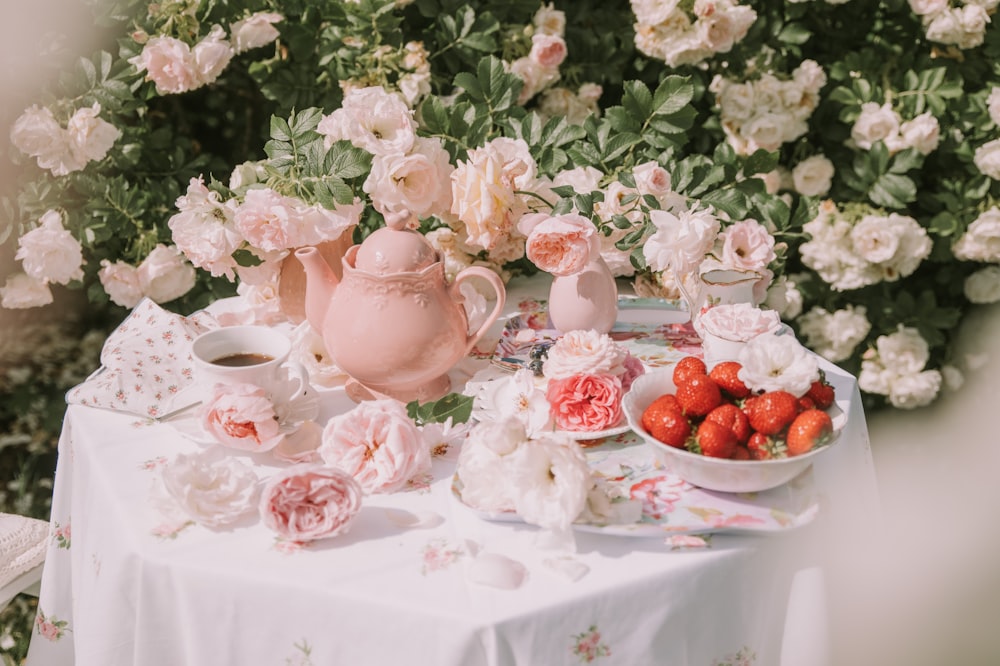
[3,0,1000,412]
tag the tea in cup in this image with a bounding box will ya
[192,326,308,400]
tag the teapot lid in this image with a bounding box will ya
[354,215,438,275]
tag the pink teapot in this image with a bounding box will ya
[296,220,506,403]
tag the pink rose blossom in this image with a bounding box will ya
[191,25,234,86]
[529,33,568,69]
[619,352,646,391]
[546,373,623,432]
[542,329,628,380]
[0,273,52,309]
[234,188,297,252]
[260,464,363,541]
[200,382,284,452]
[230,12,282,53]
[129,36,200,94]
[15,210,84,285]
[137,244,196,304]
[718,219,776,273]
[519,212,596,276]
[319,399,430,494]
[98,259,143,308]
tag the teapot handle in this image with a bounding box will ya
[450,266,507,354]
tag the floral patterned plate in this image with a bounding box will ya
[451,431,821,537]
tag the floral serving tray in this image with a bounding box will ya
[451,431,821,537]
[491,297,703,375]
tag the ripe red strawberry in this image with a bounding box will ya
[743,391,800,435]
[646,408,692,449]
[672,355,707,387]
[731,445,751,461]
[797,395,816,410]
[690,420,737,459]
[675,374,722,418]
[708,361,750,400]
[641,394,683,433]
[805,377,836,410]
[746,431,786,460]
[786,409,834,456]
[704,403,751,444]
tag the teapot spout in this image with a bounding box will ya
[295,246,339,334]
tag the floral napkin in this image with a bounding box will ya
[66,298,218,418]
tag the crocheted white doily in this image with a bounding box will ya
[0,513,48,588]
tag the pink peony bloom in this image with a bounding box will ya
[545,373,623,432]
[319,399,429,494]
[200,382,283,451]
[260,464,363,541]
[519,212,596,276]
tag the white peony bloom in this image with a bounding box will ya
[161,447,260,529]
[643,207,720,275]
[0,273,52,309]
[137,244,196,304]
[456,418,530,513]
[507,431,590,531]
[230,11,282,53]
[737,331,820,397]
[15,210,84,285]
[963,265,1000,304]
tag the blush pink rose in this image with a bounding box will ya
[619,352,646,391]
[319,399,429,494]
[234,188,297,252]
[545,373,623,432]
[200,382,283,452]
[719,219,776,273]
[129,36,200,94]
[529,33,568,69]
[260,464,363,541]
[519,212,596,276]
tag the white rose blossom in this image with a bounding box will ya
[792,154,835,197]
[643,207,721,276]
[851,102,901,150]
[763,274,804,320]
[953,208,1000,261]
[317,86,416,155]
[160,447,260,529]
[888,370,943,409]
[737,331,820,397]
[987,87,1000,126]
[471,368,553,436]
[797,305,872,363]
[137,244,196,304]
[456,418,531,513]
[963,266,1000,304]
[974,139,1000,180]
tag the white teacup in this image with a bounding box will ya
[192,326,309,401]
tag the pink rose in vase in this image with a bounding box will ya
[545,373,623,432]
[260,464,363,541]
[319,399,429,494]
[518,212,596,276]
[200,382,283,452]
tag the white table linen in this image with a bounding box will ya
[25,275,881,666]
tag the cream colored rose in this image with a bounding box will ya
[533,3,566,35]
[953,208,1000,261]
[230,11,282,53]
[792,154,834,197]
[876,326,930,375]
[851,102,901,150]
[899,112,940,155]
[643,207,720,275]
[737,332,819,397]
[797,305,871,363]
[450,138,535,251]
[542,329,628,381]
[908,0,948,16]
[0,273,52,309]
[888,370,942,409]
[974,139,1000,180]
[66,102,121,166]
[161,447,260,528]
[988,87,1000,126]
[137,244,196,304]
[363,137,453,221]
[192,25,234,86]
[15,210,84,285]
[964,266,1000,304]
[98,260,143,308]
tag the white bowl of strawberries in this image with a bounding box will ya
[622,356,848,493]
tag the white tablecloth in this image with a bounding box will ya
[25,276,881,666]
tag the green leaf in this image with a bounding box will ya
[419,95,450,135]
[325,141,372,179]
[701,187,749,219]
[744,149,779,176]
[407,392,475,425]
[622,80,653,122]
[778,22,812,45]
[651,76,694,116]
[869,173,917,209]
